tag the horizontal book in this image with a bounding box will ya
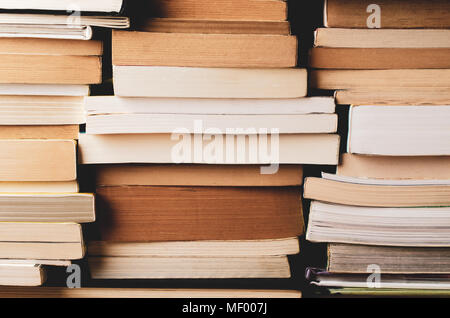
[0,125,79,140]
[0,242,84,260]
[0,264,44,287]
[112,31,297,68]
[0,260,70,267]
[0,96,85,125]
[0,84,89,96]
[113,66,307,98]
[0,223,82,242]
[0,0,124,12]
[0,24,93,40]
[337,153,450,180]
[348,105,450,156]
[151,0,287,21]
[95,164,303,187]
[86,113,337,135]
[0,181,78,193]
[89,256,291,279]
[309,48,450,69]
[79,133,340,165]
[96,185,303,242]
[314,28,450,48]
[0,193,94,223]
[86,96,336,115]
[310,69,450,90]
[0,140,76,181]
[88,238,300,257]
[328,244,450,274]
[304,175,450,207]
[140,18,291,35]
[324,0,450,29]
[0,38,102,55]
[335,88,450,106]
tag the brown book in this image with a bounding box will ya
[309,48,450,69]
[310,69,450,90]
[140,18,290,35]
[0,55,102,84]
[112,31,297,68]
[325,0,450,29]
[0,125,78,139]
[0,140,76,181]
[97,186,304,242]
[95,164,303,187]
[0,38,103,55]
[154,0,287,21]
[338,154,450,180]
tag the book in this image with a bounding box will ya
[0,242,84,260]
[309,48,450,69]
[0,223,82,243]
[88,238,300,257]
[79,133,340,165]
[0,181,79,193]
[310,69,450,90]
[0,96,85,125]
[0,125,79,140]
[0,84,89,96]
[314,28,450,48]
[328,244,450,274]
[348,106,450,156]
[86,96,336,115]
[324,0,450,29]
[112,31,298,68]
[0,0,124,12]
[0,264,45,287]
[328,288,450,297]
[95,164,304,187]
[113,66,307,98]
[337,153,450,180]
[304,175,450,207]
[0,193,94,223]
[0,260,71,267]
[0,24,94,40]
[0,38,102,55]
[96,185,303,242]
[89,256,292,279]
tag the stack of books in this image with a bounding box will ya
[79,0,339,289]
[305,0,450,297]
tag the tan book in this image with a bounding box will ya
[0,287,301,298]
[337,154,450,180]
[314,28,450,48]
[0,260,71,267]
[0,181,78,193]
[0,140,76,181]
[154,0,287,21]
[89,256,291,279]
[309,48,450,69]
[0,55,102,84]
[335,88,450,106]
[0,242,84,260]
[140,18,290,35]
[95,164,303,187]
[112,31,297,68]
[79,133,340,165]
[113,66,307,98]
[324,0,450,29]
[0,265,45,287]
[0,38,102,55]
[0,223,82,242]
[310,69,450,90]
[0,125,79,139]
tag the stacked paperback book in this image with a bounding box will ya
[305,0,450,297]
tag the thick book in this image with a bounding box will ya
[328,244,450,274]
[304,175,450,208]
[96,185,303,242]
[314,28,450,48]
[309,48,450,69]
[0,0,124,12]
[0,193,95,223]
[337,153,450,180]
[348,106,450,156]
[0,38,102,55]
[112,31,297,68]
[307,202,450,246]
[324,0,450,29]
[0,264,45,287]
[0,140,76,181]
[113,66,307,98]
[79,133,340,165]
[89,256,292,279]
[0,125,79,139]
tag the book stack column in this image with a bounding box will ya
[305,0,450,297]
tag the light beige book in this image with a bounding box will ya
[113,66,307,98]
[314,28,450,48]
[0,84,89,96]
[0,264,45,287]
[0,181,78,193]
[0,125,79,140]
[88,238,300,257]
[79,133,340,165]
[89,256,291,279]
[0,223,82,242]
[0,242,84,260]
[0,0,124,13]
[0,260,70,267]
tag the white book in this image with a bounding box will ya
[0,84,89,96]
[0,24,93,40]
[0,264,44,287]
[0,0,124,12]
